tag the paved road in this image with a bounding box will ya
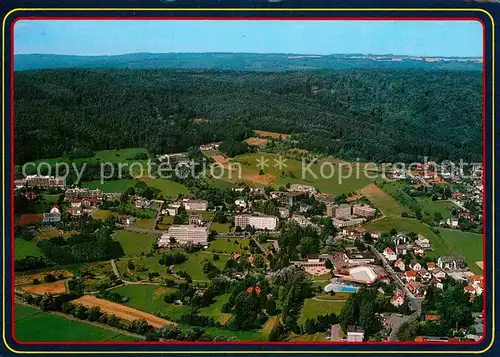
[369,245,423,314]
[388,312,419,341]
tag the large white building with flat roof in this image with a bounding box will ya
[158,225,208,246]
[235,214,278,231]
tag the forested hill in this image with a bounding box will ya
[14,68,482,164]
[15,53,482,72]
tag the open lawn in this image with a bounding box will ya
[92,209,116,221]
[113,230,159,257]
[199,293,232,325]
[211,222,231,233]
[440,229,483,274]
[108,284,189,321]
[207,238,249,254]
[133,219,156,229]
[418,197,457,225]
[363,217,451,259]
[15,238,42,259]
[360,183,405,217]
[14,304,137,342]
[143,179,190,198]
[210,152,376,195]
[298,299,345,326]
[175,252,230,281]
[81,179,139,193]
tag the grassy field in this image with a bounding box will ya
[14,304,137,342]
[91,209,116,221]
[108,284,189,321]
[207,238,249,254]
[175,252,230,281]
[199,293,232,325]
[211,222,231,233]
[15,238,42,259]
[133,219,156,229]
[143,178,190,198]
[298,299,345,326]
[359,183,405,217]
[363,217,451,259]
[440,229,483,274]
[81,179,139,193]
[117,251,229,282]
[210,152,376,195]
[113,230,159,257]
[31,194,60,214]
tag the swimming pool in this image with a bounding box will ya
[324,283,359,293]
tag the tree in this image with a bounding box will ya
[268,321,286,341]
[325,259,333,270]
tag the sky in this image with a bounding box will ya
[14,20,483,57]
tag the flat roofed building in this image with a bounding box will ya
[352,204,376,218]
[235,214,278,231]
[158,225,208,246]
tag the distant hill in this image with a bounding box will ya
[14,52,482,72]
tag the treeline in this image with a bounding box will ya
[19,292,237,341]
[15,68,481,164]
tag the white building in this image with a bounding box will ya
[157,225,208,246]
[347,326,365,342]
[184,199,208,211]
[235,214,278,231]
[332,217,366,228]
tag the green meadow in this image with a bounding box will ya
[14,304,137,342]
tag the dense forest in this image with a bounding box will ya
[14,68,482,163]
[14,53,482,72]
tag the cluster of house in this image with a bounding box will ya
[327,203,376,228]
[65,188,104,216]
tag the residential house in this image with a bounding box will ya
[413,247,425,256]
[431,267,447,280]
[394,259,406,272]
[418,268,432,281]
[405,270,417,282]
[396,244,409,256]
[409,260,422,272]
[438,256,465,271]
[431,278,444,290]
[426,262,437,270]
[407,281,427,297]
[135,197,151,209]
[43,205,61,224]
[416,235,431,249]
[383,247,397,262]
[371,231,382,239]
[391,292,405,307]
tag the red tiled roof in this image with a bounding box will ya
[425,314,440,321]
[18,214,43,226]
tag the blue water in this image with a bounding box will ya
[324,283,359,293]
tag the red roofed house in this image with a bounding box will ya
[371,231,382,239]
[383,247,397,262]
[425,314,440,322]
[391,292,405,307]
[394,258,405,272]
[247,286,262,296]
[405,270,417,282]
[413,247,424,256]
[427,262,437,270]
